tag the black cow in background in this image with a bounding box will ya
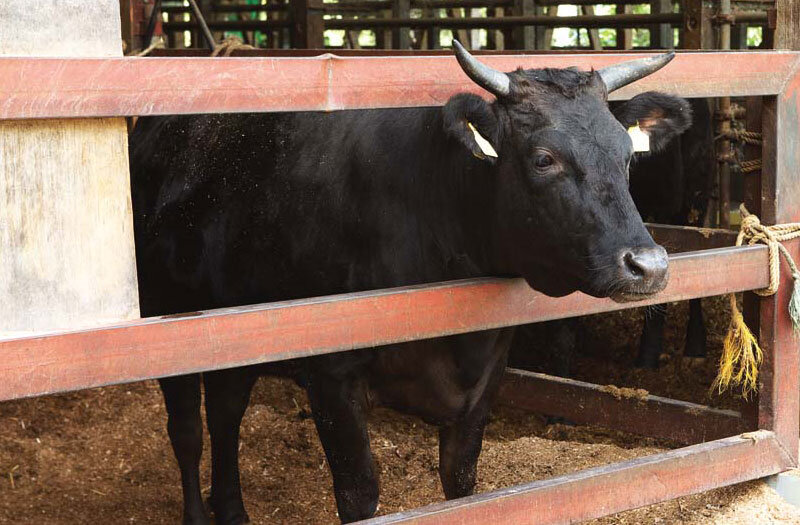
[631,97,714,368]
[130,46,691,524]
[509,97,714,376]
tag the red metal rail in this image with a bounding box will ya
[0,245,767,401]
[361,431,790,524]
[0,51,796,119]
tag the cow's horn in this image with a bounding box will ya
[597,51,675,93]
[453,40,510,98]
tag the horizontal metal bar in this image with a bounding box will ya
[163,20,291,31]
[164,13,685,30]
[162,3,287,12]
[727,11,770,23]
[159,0,672,12]
[147,48,729,56]
[645,223,739,253]
[361,431,791,524]
[497,369,751,445]
[0,245,767,401]
[325,13,683,29]
[161,0,671,11]
[0,52,796,119]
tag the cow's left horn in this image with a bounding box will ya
[597,51,675,93]
[453,40,510,97]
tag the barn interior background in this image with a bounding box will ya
[1,0,800,523]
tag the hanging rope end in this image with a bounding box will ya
[713,295,763,399]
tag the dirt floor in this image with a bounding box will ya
[1,295,798,524]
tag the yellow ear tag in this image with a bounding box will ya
[628,122,650,153]
[467,122,498,158]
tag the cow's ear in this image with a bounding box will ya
[612,92,692,153]
[443,93,500,164]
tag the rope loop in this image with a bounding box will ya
[736,204,800,296]
[713,204,800,397]
[211,36,256,57]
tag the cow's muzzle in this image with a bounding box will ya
[609,245,669,303]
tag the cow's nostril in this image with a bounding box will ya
[623,251,644,277]
[617,246,669,294]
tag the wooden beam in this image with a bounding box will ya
[497,369,751,445]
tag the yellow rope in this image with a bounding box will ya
[211,36,256,57]
[739,159,762,173]
[127,39,164,57]
[737,205,800,296]
[713,204,800,397]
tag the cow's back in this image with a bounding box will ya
[129,109,472,318]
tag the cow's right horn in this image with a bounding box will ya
[453,40,511,98]
[597,52,675,93]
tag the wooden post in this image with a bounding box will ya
[121,0,133,53]
[126,0,163,52]
[392,0,411,49]
[775,0,799,48]
[534,5,553,50]
[650,0,673,48]
[513,0,535,49]
[740,96,763,429]
[753,0,800,464]
[290,0,324,48]
[717,0,732,228]
[681,0,713,49]
[492,6,505,50]
[617,4,633,49]
[0,0,139,337]
[197,0,215,46]
[427,7,441,49]
[582,5,603,50]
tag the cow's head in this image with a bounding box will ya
[445,42,691,301]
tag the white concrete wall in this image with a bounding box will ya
[0,0,140,335]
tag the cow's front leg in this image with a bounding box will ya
[683,298,707,363]
[635,305,666,369]
[307,373,378,523]
[438,331,510,500]
[438,403,490,499]
[204,369,257,525]
[160,375,208,525]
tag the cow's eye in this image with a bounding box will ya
[534,152,555,170]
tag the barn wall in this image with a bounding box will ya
[0,0,140,335]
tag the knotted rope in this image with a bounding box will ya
[739,159,762,173]
[713,204,800,397]
[211,36,255,57]
[126,38,165,57]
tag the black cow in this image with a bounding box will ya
[510,97,713,377]
[129,44,690,524]
[631,97,714,368]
